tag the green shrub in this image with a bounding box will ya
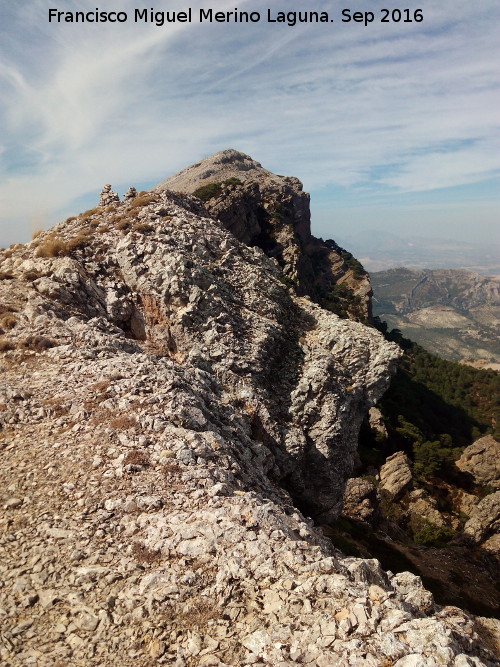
[410,517,454,547]
[192,183,223,202]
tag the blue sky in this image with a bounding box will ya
[1,0,499,247]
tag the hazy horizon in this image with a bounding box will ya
[1,1,499,249]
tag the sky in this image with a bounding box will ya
[1,0,499,248]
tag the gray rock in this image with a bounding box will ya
[342,477,379,523]
[368,407,387,437]
[456,436,500,489]
[463,491,500,546]
[379,452,412,499]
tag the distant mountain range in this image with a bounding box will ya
[335,230,500,275]
[371,267,500,368]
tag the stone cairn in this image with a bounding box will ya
[123,187,137,201]
[99,184,120,207]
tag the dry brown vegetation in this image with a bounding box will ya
[0,272,14,280]
[43,397,71,417]
[66,230,92,253]
[131,541,161,564]
[109,415,137,430]
[0,339,15,352]
[0,313,17,330]
[116,219,133,231]
[128,193,159,210]
[133,223,154,234]
[92,380,111,393]
[81,207,99,219]
[18,335,56,351]
[0,305,18,315]
[35,236,69,258]
[176,599,219,630]
[123,449,151,467]
[23,270,43,281]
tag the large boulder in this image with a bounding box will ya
[379,451,413,499]
[456,436,500,489]
[407,489,446,528]
[342,477,379,523]
[463,491,500,545]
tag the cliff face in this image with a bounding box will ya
[156,149,372,321]
[0,158,498,665]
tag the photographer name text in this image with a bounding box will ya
[48,8,424,27]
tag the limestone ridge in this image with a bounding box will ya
[156,149,372,321]
[0,156,498,665]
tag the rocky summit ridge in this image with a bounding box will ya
[0,152,498,665]
[157,149,372,321]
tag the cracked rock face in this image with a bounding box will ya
[0,157,498,666]
[456,436,500,490]
[157,149,373,321]
[379,451,413,500]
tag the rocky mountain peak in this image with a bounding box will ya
[155,148,277,190]
[158,149,372,320]
[0,155,498,665]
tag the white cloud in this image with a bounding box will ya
[0,0,499,245]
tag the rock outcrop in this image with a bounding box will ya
[156,149,372,321]
[463,491,500,549]
[342,477,379,524]
[407,490,447,528]
[0,154,498,665]
[379,451,413,500]
[456,436,500,490]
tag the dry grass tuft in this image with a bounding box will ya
[131,542,161,564]
[0,339,15,352]
[81,207,99,219]
[116,219,133,231]
[123,449,151,467]
[92,380,110,392]
[18,335,56,351]
[0,305,18,315]
[0,313,17,330]
[35,236,69,258]
[133,223,154,234]
[109,415,137,430]
[128,193,159,210]
[31,229,44,240]
[67,230,92,253]
[0,271,14,280]
[23,270,43,281]
[177,599,219,630]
